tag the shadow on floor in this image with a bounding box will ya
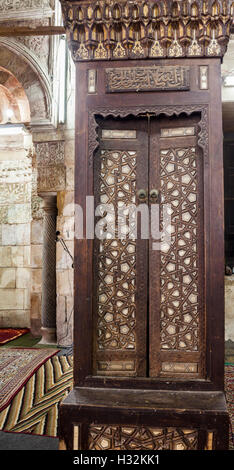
[0,431,59,450]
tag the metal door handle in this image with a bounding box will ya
[137,189,147,202]
[150,189,159,202]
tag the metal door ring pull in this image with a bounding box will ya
[150,189,159,202]
[137,189,147,201]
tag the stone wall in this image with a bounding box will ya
[0,129,33,327]
[0,0,75,346]
[32,128,75,346]
[225,276,234,342]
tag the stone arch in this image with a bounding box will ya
[0,66,30,123]
[0,39,52,125]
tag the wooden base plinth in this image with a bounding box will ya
[58,388,229,450]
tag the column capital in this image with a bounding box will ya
[38,192,58,215]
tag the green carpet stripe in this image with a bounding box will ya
[10,402,60,432]
[21,386,72,413]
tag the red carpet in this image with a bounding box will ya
[0,329,29,345]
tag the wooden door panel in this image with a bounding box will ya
[149,115,205,378]
[92,114,205,381]
[93,118,148,377]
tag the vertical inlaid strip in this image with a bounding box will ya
[73,425,79,450]
[200,66,209,90]
[205,432,214,450]
[88,69,97,93]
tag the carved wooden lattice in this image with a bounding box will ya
[160,146,201,351]
[88,425,198,450]
[61,0,234,61]
[96,149,137,352]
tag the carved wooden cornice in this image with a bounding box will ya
[88,104,209,166]
[60,0,234,61]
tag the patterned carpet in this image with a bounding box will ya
[225,365,234,449]
[0,355,73,437]
[0,348,59,413]
[0,357,233,449]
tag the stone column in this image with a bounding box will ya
[39,192,58,344]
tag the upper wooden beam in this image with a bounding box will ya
[0,26,66,37]
[61,0,234,62]
[0,22,233,39]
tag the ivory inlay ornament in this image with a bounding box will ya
[73,425,79,450]
[188,31,202,57]
[74,43,89,60]
[131,40,145,58]
[161,127,195,138]
[200,66,209,90]
[106,66,190,93]
[88,69,96,94]
[97,360,135,373]
[113,42,126,58]
[102,130,136,139]
[94,42,108,60]
[168,37,183,58]
[188,38,202,57]
[150,40,164,58]
[205,432,214,451]
[207,38,221,56]
[88,425,199,450]
[162,362,198,373]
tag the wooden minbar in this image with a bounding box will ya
[59,0,233,450]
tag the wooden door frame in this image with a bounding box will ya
[74,102,224,392]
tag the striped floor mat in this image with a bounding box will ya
[0,357,233,447]
[0,355,73,437]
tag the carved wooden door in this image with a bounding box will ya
[93,113,205,381]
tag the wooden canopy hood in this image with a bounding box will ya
[61,0,234,61]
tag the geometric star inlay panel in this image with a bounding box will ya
[160,147,201,351]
